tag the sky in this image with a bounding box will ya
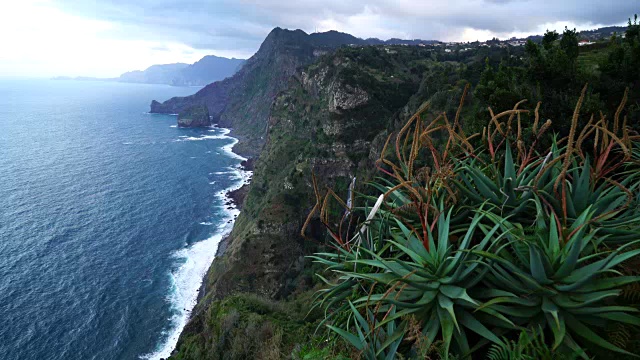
[0,0,635,78]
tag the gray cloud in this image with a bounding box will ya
[52,0,637,57]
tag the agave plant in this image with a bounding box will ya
[539,156,640,243]
[313,206,516,359]
[327,301,405,360]
[474,207,640,357]
[306,88,640,359]
[455,140,640,243]
[453,141,552,222]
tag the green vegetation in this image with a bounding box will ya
[178,105,210,127]
[310,87,640,358]
[471,22,640,136]
[169,17,640,360]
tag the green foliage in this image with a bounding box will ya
[327,302,405,360]
[472,17,640,138]
[176,16,640,360]
[171,293,322,360]
[478,210,640,357]
[542,30,560,50]
[310,87,640,359]
[486,328,577,360]
[560,27,579,61]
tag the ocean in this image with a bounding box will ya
[0,79,248,360]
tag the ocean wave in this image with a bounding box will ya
[174,135,227,142]
[140,127,252,360]
[170,125,177,128]
[174,127,237,143]
[139,231,225,360]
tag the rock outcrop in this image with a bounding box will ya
[177,105,210,127]
[150,28,434,156]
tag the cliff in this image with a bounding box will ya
[177,105,211,127]
[164,22,640,359]
[168,44,471,359]
[151,28,356,157]
[150,29,439,157]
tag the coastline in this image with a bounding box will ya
[194,159,252,305]
[214,158,253,258]
[144,126,252,360]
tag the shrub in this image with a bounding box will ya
[307,86,640,359]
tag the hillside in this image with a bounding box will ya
[171,55,246,86]
[149,29,440,155]
[53,55,244,86]
[166,20,640,359]
[150,28,361,156]
[168,43,482,360]
[118,63,189,84]
[117,56,245,86]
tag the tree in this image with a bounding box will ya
[524,39,540,58]
[560,26,579,60]
[626,14,640,44]
[542,29,559,50]
[598,14,640,130]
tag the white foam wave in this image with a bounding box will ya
[140,127,252,360]
[174,127,237,143]
[174,135,226,142]
[199,222,213,226]
[170,125,177,128]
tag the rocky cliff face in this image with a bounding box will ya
[177,105,211,127]
[149,28,437,158]
[150,28,361,157]
[169,45,451,359]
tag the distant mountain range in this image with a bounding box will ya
[52,55,246,86]
[55,24,626,88]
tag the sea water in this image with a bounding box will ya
[0,79,248,360]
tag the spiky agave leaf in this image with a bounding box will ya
[475,209,640,358]
[327,301,406,360]
[316,206,514,360]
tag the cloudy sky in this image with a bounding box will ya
[0,0,635,77]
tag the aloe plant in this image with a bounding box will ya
[475,208,640,357]
[327,302,405,360]
[308,90,640,359]
[313,207,515,359]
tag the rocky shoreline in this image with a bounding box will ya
[194,155,254,305]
